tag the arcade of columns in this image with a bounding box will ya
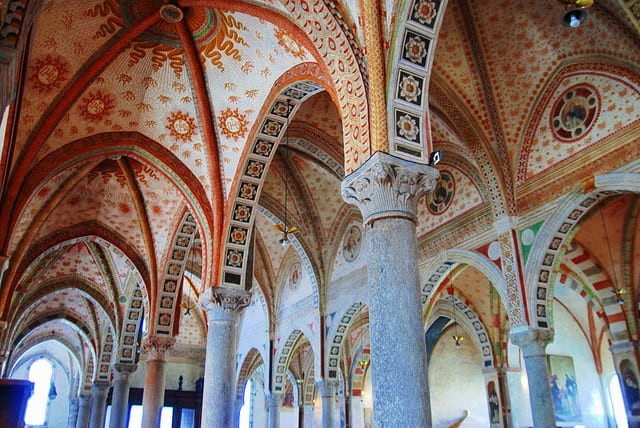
[1,1,639,428]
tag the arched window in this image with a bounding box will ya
[24,358,54,426]
[239,378,253,428]
[610,375,629,427]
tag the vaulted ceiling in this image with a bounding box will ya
[0,0,639,381]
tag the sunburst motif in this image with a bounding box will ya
[31,55,69,93]
[166,111,197,142]
[218,107,248,141]
[275,28,306,59]
[79,91,115,122]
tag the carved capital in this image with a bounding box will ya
[341,151,439,224]
[199,286,251,316]
[92,380,111,393]
[315,379,340,397]
[113,363,138,381]
[511,328,553,357]
[141,335,175,361]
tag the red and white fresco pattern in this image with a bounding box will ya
[416,166,483,236]
[27,242,110,294]
[432,1,487,135]
[293,156,343,244]
[30,159,184,269]
[174,289,206,348]
[524,74,640,180]
[23,289,99,339]
[9,164,83,254]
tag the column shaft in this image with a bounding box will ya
[342,152,438,427]
[199,287,250,427]
[67,398,79,428]
[76,394,92,428]
[140,336,174,428]
[109,364,137,428]
[267,393,282,428]
[318,380,338,428]
[89,382,110,428]
[512,328,556,428]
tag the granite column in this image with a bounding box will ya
[317,379,338,428]
[76,394,92,428]
[67,397,79,428]
[267,392,282,428]
[89,381,110,428]
[140,336,174,428]
[511,328,556,428]
[342,151,439,426]
[199,287,250,427]
[109,363,137,428]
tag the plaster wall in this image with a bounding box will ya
[546,303,608,427]
[429,326,490,428]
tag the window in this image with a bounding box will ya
[239,379,252,428]
[24,359,54,426]
[610,375,629,428]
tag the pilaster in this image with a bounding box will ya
[199,286,250,428]
[67,397,79,428]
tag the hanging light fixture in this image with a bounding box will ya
[180,245,196,316]
[557,0,594,28]
[275,100,298,246]
[449,264,463,349]
[600,206,625,305]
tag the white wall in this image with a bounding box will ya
[429,326,490,428]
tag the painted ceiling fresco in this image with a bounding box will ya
[2,0,638,387]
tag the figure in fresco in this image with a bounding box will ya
[621,360,640,415]
[487,381,500,424]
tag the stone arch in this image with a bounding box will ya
[95,324,116,383]
[429,295,495,368]
[562,242,628,343]
[387,0,450,163]
[271,237,319,317]
[420,249,511,322]
[220,77,325,299]
[9,276,117,346]
[524,170,640,329]
[350,342,370,398]
[152,211,198,338]
[236,347,265,402]
[325,302,367,380]
[283,3,370,172]
[12,318,97,383]
[7,334,82,382]
[117,276,148,365]
[273,329,312,394]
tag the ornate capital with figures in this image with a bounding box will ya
[141,335,175,361]
[199,286,251,317]
[341,151,439,224]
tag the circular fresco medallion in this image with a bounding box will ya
[288,262,302,291]
[427,170,455,214]
[342,225,362,262]
[551,84,599,142]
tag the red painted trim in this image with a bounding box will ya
[176,19,223,286]
[511,229,530,325]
